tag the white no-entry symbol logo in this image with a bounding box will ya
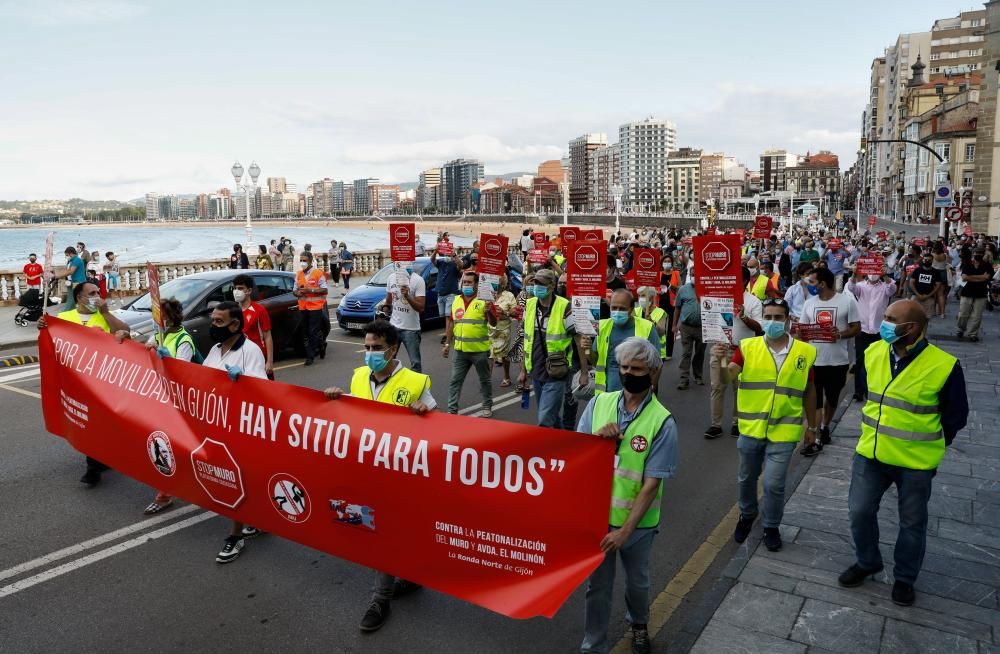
[269,473,311,523]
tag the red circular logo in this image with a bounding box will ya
[701,242,731,272]
[637,252,655,270]
[484,238,502,256]
[755,216,769,229]
[563,231,578,241]
[454,307,465,320]
[268,473,311,523]
[630,436,648,453]
[573,244,600,270]
[393,226,410,243]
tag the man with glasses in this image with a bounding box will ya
[717,298,818,552]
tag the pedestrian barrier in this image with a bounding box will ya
[0,354,39,368]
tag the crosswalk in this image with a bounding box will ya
[0,364,40,384]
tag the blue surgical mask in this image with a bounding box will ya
[806,284,819,296]
[533,285,549,299]
[365,351,389,373]
[763,319,786,339]
[610,310,629,326]
[879,320,903,344]
[461,285,475,297]
[405,266,413,275]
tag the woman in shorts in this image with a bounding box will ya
[104,251,123,304]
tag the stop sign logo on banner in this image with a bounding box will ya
[559,226,582,244]
[752,215,772,239]
[693,234,742,306]
[581,229,604,241]
[566,241,607,337]
[390,223,416,286]
[191,438,245,509]
[632,247,660,288]
[532,232,547,248]
[476,233,508,301]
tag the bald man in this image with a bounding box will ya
[839,299,968,607]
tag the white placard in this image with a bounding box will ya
[477,273,500,301]
[571,296,600,336]
[392,261,413,289]
[701,296,735,344]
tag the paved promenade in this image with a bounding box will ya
[691,313,1000,653]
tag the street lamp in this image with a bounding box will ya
[231,160,261,250]
[611,183,624,237]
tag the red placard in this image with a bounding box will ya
[868,214,877,227]
[580,229,604,241]
[559,226,582,244]
[735,229,746,239]
[390,223,416,262]
[476,233,509,276]
[693,234,743,305]
[528,248,549,264]
[681,237,693,246]
[828,238,842,250]
[436,240,455,256]
[855,254,884,276]
[147,262,164,335]
[797,322,837,343]
[39,320,612,619]
[913,237,927,247]
[752,215,773,239]
[705,226,717,235]
[876,231,888,242]
[632,247,661,288]
[531,232,547,248]
[565,240,607,297]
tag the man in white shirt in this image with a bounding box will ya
[799,267,861,456]
[414,235,426,256]
[384,264,427,372]
[204,301,268,564]
[706,270,763,439]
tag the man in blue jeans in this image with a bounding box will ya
[718,298,818,552]
[838,299,967,606]
[431,248,459,343]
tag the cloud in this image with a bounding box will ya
[87,174,158,188]
[6,0,148,26]
[344,135,562,168]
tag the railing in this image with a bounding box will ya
[0,245,493,304]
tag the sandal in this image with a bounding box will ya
[500,379,512,387]
[143,499,173,515]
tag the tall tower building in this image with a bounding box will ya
[618,117,677,209]
[266,177,287,194]
[144,193,160,221]
[568,133,607,210]
[440,159,484,212]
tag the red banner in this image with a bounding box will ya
[797,322,837,343]
[390,223,416,262]
[559,226,582,244]
[693,234,742,305]
[528,248,549,264]
[531,232,547,248]
[752,215,773,240]
[477,233,509,277]
[566,240,607,297]
[437,240,455,256]
[855,255,884,276]
[632,247,661,288]
[913,237,927,247]
[39,320,612,619]
[147,262,164,334]
[827,238,843,250]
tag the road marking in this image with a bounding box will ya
[610,502,740,653]
[326,338,360,345]
[0,383,40,399]
[0,368,42,383]
[274,361,304,371]
[0,504,202,583]
[0,511,217,599]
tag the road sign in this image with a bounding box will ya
[934,184,953,208]
[945,206,964,223]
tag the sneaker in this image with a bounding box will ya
[694,377,705,386]
[215,536,244,564]
[955,330,964,339]
[241,526,261,538]
[837,563,884,588]
[631,624,651,654]
[970,336,980,343]
[891,580,915,606]
[820,426,831,445]
[677,381,689,391]
[359,599,391,632]
[304,358,314,366]
[762,527,782,552]
[79,470,102,486]
[730,425,740,438]
[800,442,823,457]
[481,408,493,418]
[704,426,723,439]
[734,512,757,543]
[392,579,422,598]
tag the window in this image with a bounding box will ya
[929,53,940,61]
[935,143,951,161]
[963,174,974,187]
[966,144,976,161]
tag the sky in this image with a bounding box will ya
[0,0,978,201]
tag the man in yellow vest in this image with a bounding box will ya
[838,299,968,607]
[323,319,434,632]
[38,281,132,486]
[576,337,677,654]
[294,251,328,366]
[581,289,660,395]
[718,298,818,552]
[443,270,496,416]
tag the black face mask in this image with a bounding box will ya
[621,372,652,394]
[556,284,567,297]
[209,322,237,344]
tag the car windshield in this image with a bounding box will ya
[368,261,429,286]
[127,278,216,311]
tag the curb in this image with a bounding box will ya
[0,352,39,367]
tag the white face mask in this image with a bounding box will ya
[85,297,99,311]
[299,260,309,269]
[233,289,247,303]
[638,298,650,309]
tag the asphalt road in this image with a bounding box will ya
[0,322,811,653]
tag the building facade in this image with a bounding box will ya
[929,10,987,76]
[699,153,725,204]
[784,151,841,213]
[440,159,484,213]
[588,144,621,212]
[618,116,677,210]
[759,149,801,192]
[666,148,702,209]
[568,133,606,210]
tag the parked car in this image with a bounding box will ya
[336,257,442,331]
[113,269,302,358]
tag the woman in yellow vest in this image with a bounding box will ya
[576,337,678,654]
[838,299,967,607]
[635,286,668,360]
[323,319,435,633]
[442,271,496,417]
[38,281,132,487]
[718,298,818,553]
